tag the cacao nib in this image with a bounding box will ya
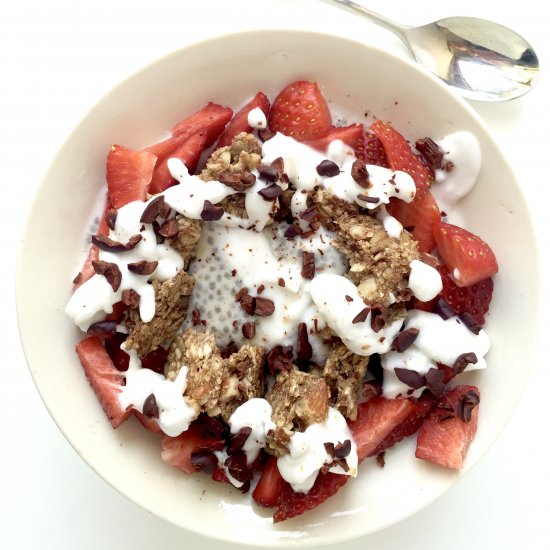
[301,251,315,279]
[92,233,142,253]
[270,157,284,173]
[296,322,313,361]
[370,306,387,333]
[300,205,320,223]
[192,308,201,326]
[143,393,159,418]
[121,289,140,307]
[158,218,180,238]
[201,200,225,221]
[425,368,446,397]
[258,166,279,182]
[227,427,252,455]
[258,128,275,142]
[220,342,238,359]
[278,277,286,287]
[352,306,370,324]
[459,312,481,335]
[453,352,478,375]
[351,159,370,188]
[87,320,117,338]
[242,321,256,339]
[456,390,480,423]
[266,345,293,374]
[258,184,283,201]
[415,137,444,171]
[239,293,256,315]
[394,368,426,390]
[92,260,122,292]
[72,272,83,285]
[218,170,257,192]
[225,452,253,483]
[334,439,351,459]
[435,298,455,320]
[332,458,350,472]
[257,284,265,294]
[127,260,158,275]
[357,194,380,204]
[105,208,118,230]
[316,159,340,177]
[140,196,171,223]
[254,297,275,317]
[284,224,302,240]
[435,401,455,422]
[199,415,227,439]
[376,452,386,468]
[391,328,420,352]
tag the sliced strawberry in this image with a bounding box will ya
[440,268,494,325]
[433,222,498,287]
[161,419,224,474]
[75,336,131,428]
[148,131,208,194]
[370,120,433,201]
[252,456,286,508]
[416,385,480,469]
[303,123,363,151]
[217,92,270,148]
[73,245,99,290]
[133,410,162,433]
[355,131,389,167]
[104,301,128,323]
[349,395,435,461]
[141,345,169,375]
[106,145,157,209]
[212,466,230,484]
[104,333,129,372]
[387,190,441,252]
[268,81,332,141]
[170,102,233,145]
[273,472,349,523]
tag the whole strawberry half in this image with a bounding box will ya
[268,80,332,141]
[433,222,498,287]
[371,120,433,201]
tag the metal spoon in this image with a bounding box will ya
[326,0,539,101]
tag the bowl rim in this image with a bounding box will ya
[15,27,542,547]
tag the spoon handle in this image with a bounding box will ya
[324,0,411,43]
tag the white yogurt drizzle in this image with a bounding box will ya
[408,260,442,302]
[381,310,491,398]
[431,131,481,213]
[119,347,198,436]
[247,107,267,129]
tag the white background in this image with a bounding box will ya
[1,0,548,548]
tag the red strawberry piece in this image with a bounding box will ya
[161,420,224,474]
[439,268,494,325]
[433,222,498,287]
[370,120,433,201]
[133,410,162,433]
[387,190,441,252]
[273,472,349,523]
[217,92,270,148]
[303,123,363,151]
[349,395,435,461]
[211,466,230,484]
[73,245,99,290]
[75,336,131,428]
[416,385,480,469]
[104,333,129,372]
[268,80,332,141]
[355,131,389,167]
[104,301,128,323]
[252,456,286,508]
[141,345,169,375]
[106,145,157,209]
[148,131,208,194]
[170,102,233,145]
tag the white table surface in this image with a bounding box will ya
[2,0,549,548]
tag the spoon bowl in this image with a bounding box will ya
[327,0,540,101]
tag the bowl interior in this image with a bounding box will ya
[16,30,539,547]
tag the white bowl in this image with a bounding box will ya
[16,30,540,547]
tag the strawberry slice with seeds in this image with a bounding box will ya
[170,102,233,144]
[252,456,286,508]
[217,92,270,148]
[303,123,363,151]
[440,268,494,325]
[268,80,332,141]
[75,336,131,428]
[133,410,162,433]
[387,190,441,252]
[273,472,349,523]
[148,131,208,194]
[355,131,389,167]
[161,420,224,474]
[349,395,435,461]
[416,385,480,469]
[106,145,157,209]
[433,222,498,287]
[371,120,433,201]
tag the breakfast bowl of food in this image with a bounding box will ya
[16,29,540,546]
